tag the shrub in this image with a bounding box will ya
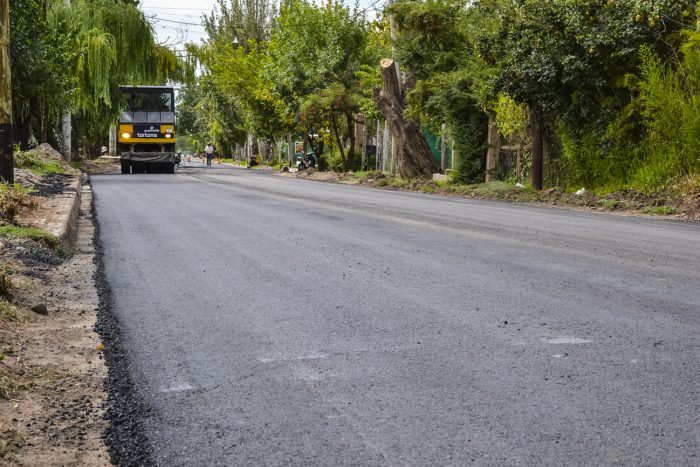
[0,184,32,224]
[0,298,19,322]
[0,263,11,300]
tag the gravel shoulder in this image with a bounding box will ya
[0,170,110,465]
[279,169,700,221]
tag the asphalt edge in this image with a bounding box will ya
[90,179,155,466]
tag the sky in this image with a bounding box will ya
[139,0,382,50]
[139,0,219,49]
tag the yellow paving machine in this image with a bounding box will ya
[118,85,178,174]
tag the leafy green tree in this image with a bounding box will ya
[630,28,700,191]
[482,0,695,188]
[50,0,189,139]
[267,0,371,169]
[189,0,280,154]
[390,0,489,182]
[10,0,72,149]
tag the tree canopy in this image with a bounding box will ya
[9,0,700,191]
[10,0,191,156]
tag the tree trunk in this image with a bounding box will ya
[0,0,12,183]
[485,122,500,182]
[251,136,259,157]
[354,113,365,158]
[346,111,355,169]
[40,101,48,144]
[62,111,71,162]
[373,59,439,178]
[329,111,346,166]
[529,104,543,190]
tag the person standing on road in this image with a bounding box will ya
[205,143,214,167]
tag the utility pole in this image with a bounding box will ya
[62,0,71,162]
[0,0,13,183]
[485,122,499,182]
[108,125,116,157]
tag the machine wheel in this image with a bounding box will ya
[120,160,130,174]
[165,163,175,174]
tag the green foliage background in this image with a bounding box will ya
[8,0,700,191]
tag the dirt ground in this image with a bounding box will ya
[0,159,110,464]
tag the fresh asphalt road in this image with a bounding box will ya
[92,161,699,466]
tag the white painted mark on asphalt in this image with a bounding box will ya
[160,383,195,393]
[258,352,329,363]
[542,337,593,344]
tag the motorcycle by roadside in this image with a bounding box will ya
[296,151,317,171]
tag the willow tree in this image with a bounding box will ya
[188,0,279,156]
[48,0,192,157]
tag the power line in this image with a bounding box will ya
[358,0,384,16]
[142,6,215,11]
[147,15,205,27]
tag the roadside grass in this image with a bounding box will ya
[642,205,677,215]
[673,173,700,195]
[388,178,411,189]
[0,299,22,324]
[596,199,622,209]
[15,151,65,175]
[467,180,527,196]
[295,168,698,217]
[0,226,61,254]
[0,184,33,224]
[0,262,13,300]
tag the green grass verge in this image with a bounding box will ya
[0,226,61,253]
[596,199,622,209]
[641,206,677,215]
[15,151,66,175]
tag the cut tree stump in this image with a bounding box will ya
[373,59,439,179]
